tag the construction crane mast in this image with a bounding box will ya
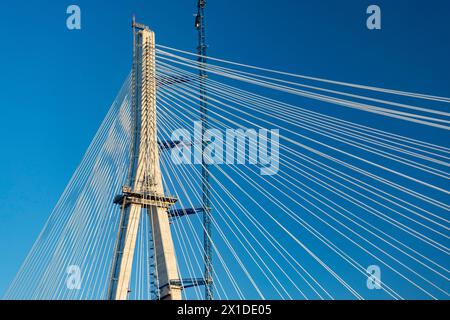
[196,0,213,301]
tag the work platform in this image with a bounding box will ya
[113,186,178,208]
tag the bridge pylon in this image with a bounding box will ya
[106,19,182,300]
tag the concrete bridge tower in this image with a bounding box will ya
[107,19,182,300]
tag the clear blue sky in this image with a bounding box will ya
[0,0,449,298]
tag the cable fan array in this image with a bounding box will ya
[4,44,450,300]
[155,45,449,300]
[4,75,134,300]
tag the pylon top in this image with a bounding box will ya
[132,16,150,31]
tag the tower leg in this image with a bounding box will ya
[149,206,182,300]
[108,203,142,300]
